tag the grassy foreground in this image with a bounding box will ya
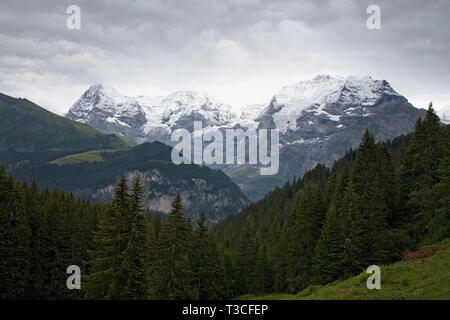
[237,238,450,300]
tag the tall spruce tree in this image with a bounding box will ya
[0,168,31,299]
[400,104,444,240]
[234,216,257,294]
[150,193,194,299]
[312,167,349,284]
[119,178,149,299]
[286,184,326,292]
[191,212,226,300]
[341,130,391,273]
[87,177,150,299]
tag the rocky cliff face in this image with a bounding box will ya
[90,168,247,224]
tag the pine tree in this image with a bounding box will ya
[191,212,226,300]
[400,104,444,240]
[342,130,390,273]
[150,193,194,299]
[0,168,31,299]
[119,178,149,299]
[286,184,326,292]
[85,178,128,299]
[234,216,257,294]
[312,168,349,284]
[254,244,272,293]
[427,127,450,242]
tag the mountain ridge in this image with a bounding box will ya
[65,75,427,200]
[0,91,249,223]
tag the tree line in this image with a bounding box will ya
[0,106,448,299]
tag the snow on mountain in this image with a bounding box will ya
[66,75,405,144]
[65,76,426,201]
[263,75,400,133]
[66,85,241,143]
[68,84,144,121]
[438,103,450,124]
[159,91,237,129]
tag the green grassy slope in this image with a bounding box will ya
[49,149,116,165]
[237,238,450,300]
[0,92,129,153]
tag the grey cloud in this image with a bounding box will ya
[0,0,449,114]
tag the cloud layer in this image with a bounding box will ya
[1,0,449,114]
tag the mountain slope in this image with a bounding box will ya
[10,141,249,223]
[0,91,249,223]
[238,239,450,300]
[0,92,129,153]
[65,76,427,201]
[229,75,426,200]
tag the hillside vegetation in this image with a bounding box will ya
[213,106,450,298]
[238,238,450,300]
[0,92,129,153]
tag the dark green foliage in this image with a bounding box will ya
[191,212,226,299]
[213,111,449,296]
[7,142,248,222]
[150,194,195,299]
[1,105,448,299]
[286,184,326,292]
[0,166,101,299]
[234,217,258,294]
[312,168,349,284]
[86,177,149,299]
[400,105,445,241]
[0,92,129,153]
[0,168,31,299]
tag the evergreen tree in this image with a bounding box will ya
[312,168,349,284]
[427,127,450,242]
[254,244,272,293]
[119,178,149,299]
[150,193,194,299]
[0,168,31,299]
[85,177,129,299]
[400,104,444,240]
[191,212,226,299]
[286,184,326,292]
[234,216,257,294]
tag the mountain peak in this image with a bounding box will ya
[84,83,121,99]
[266,75,400,133]
[66,84,141,124]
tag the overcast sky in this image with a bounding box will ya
[0,0,449,115]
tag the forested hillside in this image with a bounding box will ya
[0,106,448,299]
[0,91,248,224]
[212,105,450,295]
[0,92,129,153]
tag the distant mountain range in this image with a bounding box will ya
[0,92,249,223]
[66,75,428,200]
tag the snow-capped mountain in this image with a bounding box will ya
[438,103,450,124]
[257,75,400,133]
[66,76,426,200]
[66,85,240,144]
